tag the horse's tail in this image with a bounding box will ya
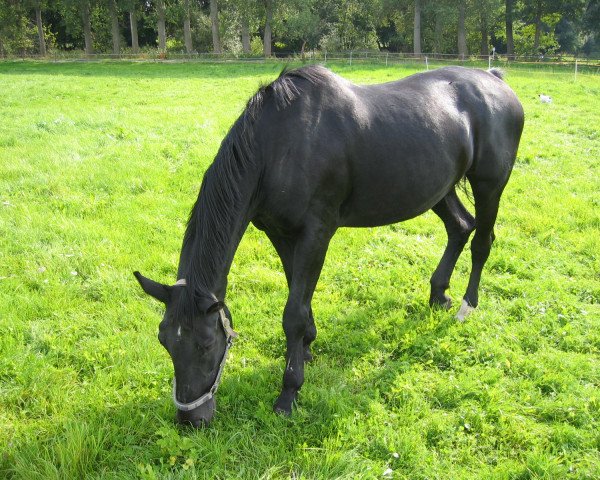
[488,68,505,80]
[457,177,474,206]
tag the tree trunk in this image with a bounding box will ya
[157,0,167,52]
[183,0,193,53]
[434,10,443,54]
[241,16,250,54]
[109,0,120,55]
[413,0,422,56]
[457,1,468,58]
[82,2,94,55]
[533,0,543,52]
[210,0,222,54]
[130,10,139,53]
[263,0,273,57]
[505,0,514,58]
[35,6,47,56]
[480,16,489,56]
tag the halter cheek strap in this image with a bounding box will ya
[172,308,238,412]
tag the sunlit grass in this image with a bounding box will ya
[1,61,599,479]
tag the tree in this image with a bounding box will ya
[124,0,139,53]
[414,0,422,55]
[433,6,443,53]
[472,0,502,56]
[532,0,543,50]
[457,0,467,57]
[241,15,250,53]
[276,0,324,55]
[81,0,94,54]
[519,0,585,53]
[0,1,33,56]
[506,0,514,57]
[24,0,47,55]
[582,0,600,54]
[478,3,489,54]
[522,0,564,52]
[263,0,274,56]
[210,0,222,53]
[182,0,193,53]
[322,0,380,51]
[223,0,260,54]
[156,0,166,51]
[106,0,120,54]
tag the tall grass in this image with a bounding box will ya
[0,61,598,479]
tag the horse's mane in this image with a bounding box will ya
[177,65,330,323]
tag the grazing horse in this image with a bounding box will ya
[135,65,524,426]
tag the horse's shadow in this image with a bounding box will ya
[236,297,458,416]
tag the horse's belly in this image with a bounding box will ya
[338,159,461,228]
[339,189,445,227]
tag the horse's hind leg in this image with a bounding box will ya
[429,188,475,309]
[458,178,506,320]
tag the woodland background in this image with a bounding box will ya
[1,0,599,58]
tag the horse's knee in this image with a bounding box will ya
[283,302,309,337]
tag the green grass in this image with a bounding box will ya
[1,60,599,479]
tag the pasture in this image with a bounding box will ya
[0,60,599,479]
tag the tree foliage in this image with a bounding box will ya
[0,0,596,56]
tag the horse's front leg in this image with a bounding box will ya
[273,299,311,414]
[273,222,334,415]
[265,232,317,364]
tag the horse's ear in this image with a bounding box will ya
[206,301,225,315]
[134,271,171,304]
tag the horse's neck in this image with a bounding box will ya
[180,224,248,298]
[177,163,258,300]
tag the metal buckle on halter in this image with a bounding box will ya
[172,308,237,412]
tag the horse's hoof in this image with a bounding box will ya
[273,405,292,416]
[273,390,296,415]
[430,293,452,310]
[456,299,475,321]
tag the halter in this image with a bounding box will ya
[171,282,238,412]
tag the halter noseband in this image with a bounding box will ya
[171,283,238,412]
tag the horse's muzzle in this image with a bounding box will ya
[176,397,216,427]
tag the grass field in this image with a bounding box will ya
[0,60,599,479]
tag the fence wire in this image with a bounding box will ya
[2,50,599,76]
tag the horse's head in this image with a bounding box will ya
[134,272,236,427]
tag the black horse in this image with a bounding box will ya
[135,65,524,426]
